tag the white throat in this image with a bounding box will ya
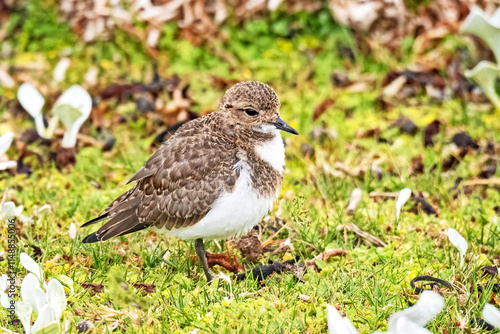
[254,129,285,174]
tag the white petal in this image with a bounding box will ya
[1,202,16,220]
[59,275,74,295]
[21,273,46,314]
[15,300,33,334]
[0,274,8,291]
[0,132,14,155]
[464,61,500,110]
[492,7,500,26]
[32,321,61,334]
[46,279,67,320]
[395,188,412,221]
[390,316,432,334]
[15,205,24,217]
[388,291,443,329]
[1,291,10,308]
[460,6,500,63]
[31,304,57,334]
[0,161,17,171]
[53,58,70,83]
[38,205,52,214]
[18,83,45,119]
[327,305,358,334]
[447,228,468,267]
[68,223,76,240]
[52,85,92,148]
[20,215,34,226]
[483,304,500,329]
[53,85,92,118]
[20,253,44,282]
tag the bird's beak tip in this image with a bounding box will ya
[271,117,298,135]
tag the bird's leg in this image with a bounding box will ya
[195,238,213,283]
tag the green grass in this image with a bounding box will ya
[1,5,500,333]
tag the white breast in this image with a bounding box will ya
[161,155,276,241]
[254,129,285,174]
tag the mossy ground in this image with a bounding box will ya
[1,4,500,334]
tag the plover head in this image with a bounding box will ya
[220,81,298,135]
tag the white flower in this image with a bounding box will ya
[38,204,52,214]
[15,301,33,334]
[483,303,500,329]
[0,132,17,171]
[59,275,74,295]
[20,253,44,282]
[30,303,58,334]
[0,274,8,292]
[53,58,70,83]
[327,291,444,334]
[46,279,67,320]
[51,85,92,148]
[216,272,234,299]
[395,188,412,227]
[21,273,46,314]
[1,202,17,221]
[447,228,468,267]
[327,305,358,334]
[17,84,46,137]
[460,6,500,63]
[385,291,444,330]
[1,202,33,226]
[464,61,500,110]
[1,253,68,334]
[69,223,77,240]
[461,6,500,110]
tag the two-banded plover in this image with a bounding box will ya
[82,81,298,282]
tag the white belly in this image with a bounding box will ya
[160,166,274,240]
[157,130,285,241]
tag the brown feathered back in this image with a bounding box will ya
[82,112,239,242]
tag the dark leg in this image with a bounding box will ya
[195,238,213,283]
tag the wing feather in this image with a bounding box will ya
[83,115,239,242]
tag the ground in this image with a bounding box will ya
[1,5,500,334]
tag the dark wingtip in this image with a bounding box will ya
[82,233,100,243]
[81,215,108,228]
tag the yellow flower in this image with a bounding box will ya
[100,59,113,70]
[407,269,418,280]
[278,41,292,53]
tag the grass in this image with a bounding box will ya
[1,5,500,333]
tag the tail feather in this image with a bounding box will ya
[100,222,148,241]
[82,189,147,243]
[82,232,100,243]
[81,214,109,228]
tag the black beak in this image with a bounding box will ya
[270,117,298,135]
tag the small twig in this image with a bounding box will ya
[306,249,347,269]
[369,191,399,198]
[344,222,387,248]
[261,224,288,247]
[462,178,500,186]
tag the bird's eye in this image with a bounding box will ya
[244,108,258,117]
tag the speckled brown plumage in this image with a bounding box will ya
[82,81,296,244]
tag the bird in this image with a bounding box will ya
[82,81,298,282]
